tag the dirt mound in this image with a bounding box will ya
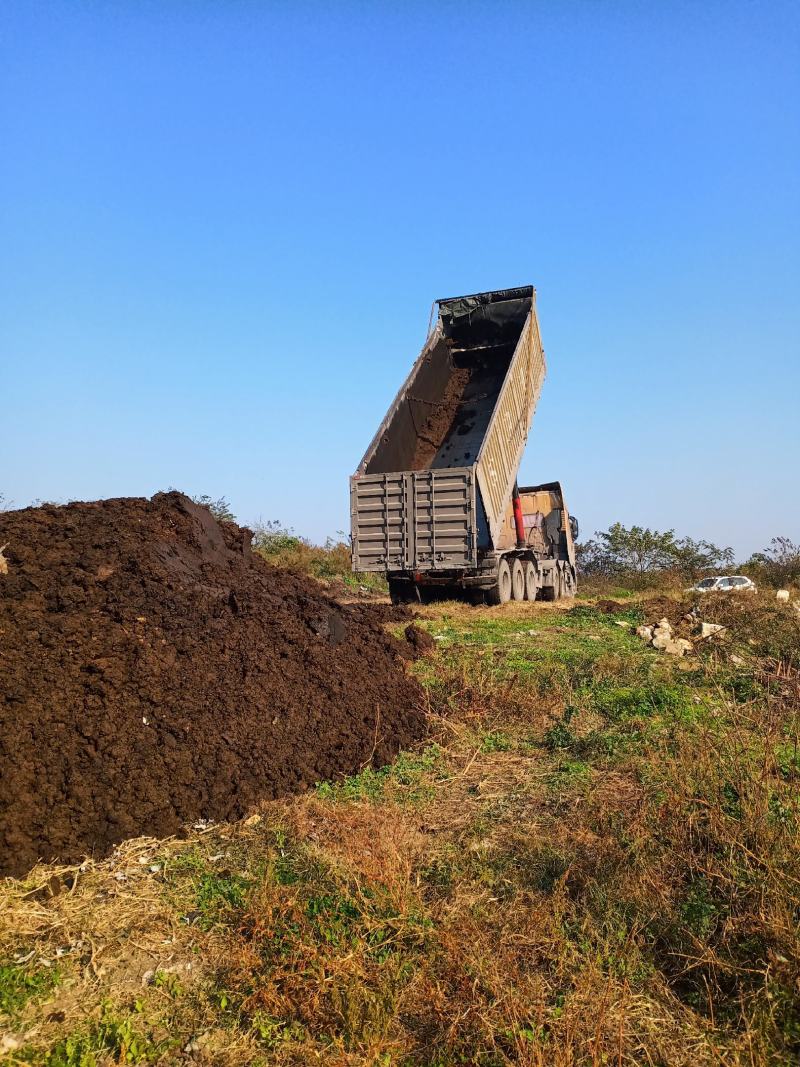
[641,596,688,623]
[403,623,436,656]
[0,493,426,878]
[593,599,629,614]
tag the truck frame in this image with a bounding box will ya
[350,286,578,604]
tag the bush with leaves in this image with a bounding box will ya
[746,537,800,588]
[251,520,386,594]
[577,522,733,583]
[190,494,236,524]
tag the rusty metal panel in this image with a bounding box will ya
[474,301,546,549]
[350,468,476,572]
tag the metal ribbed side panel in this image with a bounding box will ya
[474,305,546,548]
[350,468,476,571]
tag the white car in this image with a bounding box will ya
[687,575,757,594]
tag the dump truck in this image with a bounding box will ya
[350,286,578,604]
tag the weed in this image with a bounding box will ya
[151,969,183,999]
[249,1012,305,1050]
[775,740,800,779]
[316,744,443,804]
[481,730,513,753]
[40,1002,176,1066]
[592,681,697,723]
[0,960,60,1017]
[543,705,578,751]
[680,878,723,938]
[164,847,258,928]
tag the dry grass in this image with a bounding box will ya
[2,590,799,1064]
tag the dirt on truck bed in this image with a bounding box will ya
[0,493,426,879]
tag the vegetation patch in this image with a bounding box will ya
[3,588,799,1065]
[0,960,60,1018]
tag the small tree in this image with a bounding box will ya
[577,523,733,582]
[747,537,800,587]
[191,494,236,523]
[670,536,735,579]
[251,519,303,556]
[580,523,679,575]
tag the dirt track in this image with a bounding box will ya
[0,493,425,877]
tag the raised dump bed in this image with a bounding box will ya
[351,286,576,603]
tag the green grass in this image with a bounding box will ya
[315,744,444,804]
[0,960,60,1018]
[163,847,261,929]
[47,1006,174,1066]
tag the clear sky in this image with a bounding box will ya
[3,1,798,559]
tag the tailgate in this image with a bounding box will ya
[350,468,477,572]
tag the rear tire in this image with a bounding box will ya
[486,559,512,605]
[388,578,416,605]
[510,559,525,601]
[523,561,538,601]
[561,566,577,599]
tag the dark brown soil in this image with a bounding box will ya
[403,624,436,656]
[0,493,426,878]
[593,599,629,614]
[641,596,693,626]
[411,366,471,469]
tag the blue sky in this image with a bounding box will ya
[3,1,798,559]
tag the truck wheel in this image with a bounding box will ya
[562,567,577,599]
[510,559,525,601]
[523,561,538,601]
[388,579,415,605]
[486,559,512,605]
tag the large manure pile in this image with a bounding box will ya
[0,493,425,878]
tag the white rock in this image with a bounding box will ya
[664,640,688,657]
[730,654,745,666]
[776,589,790,602]
[657,617,672,632]
[700,622,725,639]
[636,625,654,641]
[185,1032,211,1054]
[652,633,671,650]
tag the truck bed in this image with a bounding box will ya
[352,286,546,572]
